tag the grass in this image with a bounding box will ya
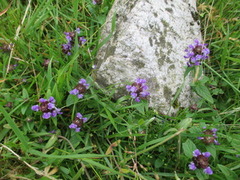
[0,0,240,179]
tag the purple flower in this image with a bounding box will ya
[69,79,89,99]
[79,37,87,45]
[62,28,87,55]
[197,127,220,145]
[69,113,88,132]
[184,39,210,67]
[62,43,72,55]
[126,78,150,102]
[189,149,213,175]
[75,28,81,34]
[31,97,62,119]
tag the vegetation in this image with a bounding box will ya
[0,0,239,179]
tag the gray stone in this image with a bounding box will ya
[94,0,201,115]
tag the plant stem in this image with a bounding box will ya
[193,66,200,83]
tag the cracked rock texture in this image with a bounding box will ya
[94,0,201,115]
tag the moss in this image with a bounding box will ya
[163,86,172,102]
[159,36,166,47]
[167,42,173,49]
[132,60,145,69]
[169,64,175,70]
[104,45,116,59]
[149,37,153,47]
[158,57,164,68]
[126,0,138,11]
[148,77,160,89]
[165,8,173,13]
[161,19,170,28]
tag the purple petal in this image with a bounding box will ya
[79,79,87,84]
[42,112,52,119]
[214,139,220,145]
[48,97,56,103]
[126,85,132,91]
[131,92,137,98]
[48,103,55,110]
[31,105,39,111]
[76,113,83,119]
[136,78,146,84]
[130,86,137,92]
[75,127,81,132]
[77,94,84,99]
[212,128,218,133]
[79,37,87,44]
[55,108,62,114]
[82,117,88,123]
[135,97,141,102]
[142,85,149,91]
[194,39,200,44]
[203,152,211,158]
[193,149,201,157]
[75,28,81,34]
[203,167,213,175]
[39,98,47,103]
[202,48,210,55]
[189,162,197,170]
[70,89,79,95]
[51,111,57,117]
[140,91,150,97]
[69,123,78,129]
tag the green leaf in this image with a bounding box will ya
[182,139,197,158]
[217,164,238,180]
[44,135,58,149]
[163,128,178,135]
[184,66,194,78]
[66,95,78,107]
[206,144,216,160]
[194,83,214,104]
[21,104,28,115]
[176,118,192,130]
[22,88,29,99]
[195,169,208,180]
[154,158,164,168]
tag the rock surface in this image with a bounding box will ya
[94,0,201,114]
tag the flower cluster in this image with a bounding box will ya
[126,78,150,102]
[198,127,220,145]
[31,97,62,119]
[69,79,90,99]
[62,28,87,55]
[184,39,210,67]
[189,149,213,175]
[69,113,88,132]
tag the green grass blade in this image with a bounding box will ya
[28,149,109,159]
[0,105,29,151]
